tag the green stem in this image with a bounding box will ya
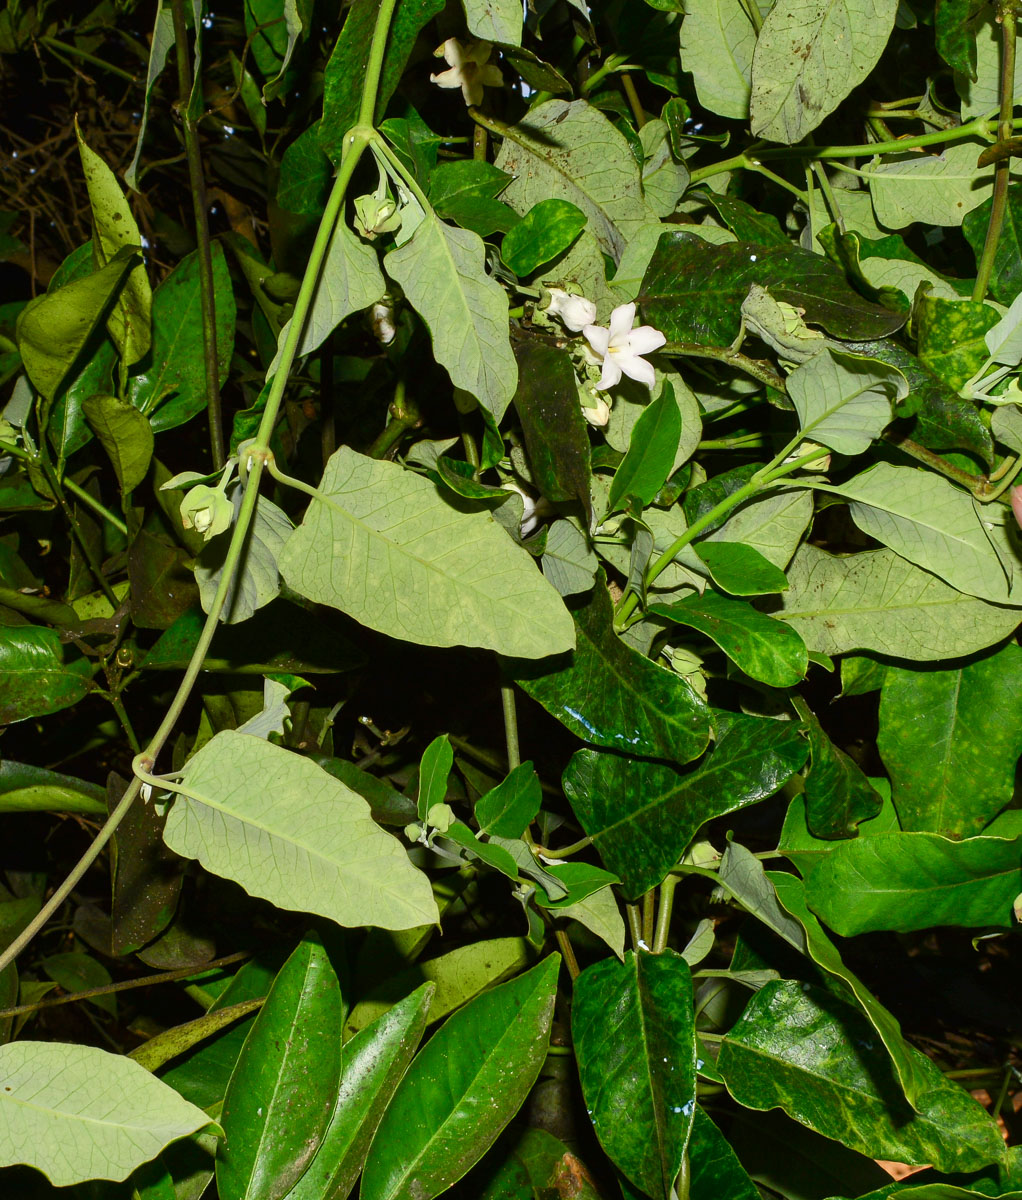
[171,0,225,470]
[626,902,643,950]
[367,379,420,459]
[555,928,581,980]
[38,35,138,83]
[106,691,141,755]
[746,159,808,203]
[501,684,521,770]
[642,890,655,946]
[357,0,400,127]
[620,71,646,128]
[63,476,129,535]
[663,342,786,391]
[812,160,845,233]
[536,833,593,859]
[973,1,1017,301]
[882,430,991,493]
[38,453,119,607]
[653,873,678,953]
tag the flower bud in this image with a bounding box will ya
[180,484,233,541]
[543,286,598,333]
[354,192,403,240]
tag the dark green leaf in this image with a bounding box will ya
[803,829,1022,933]
[688,1107,759,1200]
[285,984,434,1200]
[963,183,1022,303]
[639,233,905,347]
[916,293,1000,392]
[128,244,236,434]
[562,714,807,897]
[877,645,1022,836]
[436,456,508,501]
[512,339,593,523]
[573,951,696,1200]
[417,734,453,821]
[501,199,587,277]
[651,591,808,687]
[0,761,105,815]
[475,1129,580,1200]
[935,0,979,75]
[532,861,620,908]
[360,954,559,1200]
[320,0,446,162]
[802,711,882,838]
[607,383,682,515]
[693,191,788,246]
[278,123,333,215]
[499,44,572,93]
[316,757,418,827]
[41,952,115,1016]
[217,935,345,1200]
[509,580,711,765]
[82,393,153,494]
[380,114,441,188]
[692,541,789,596]
[0,626,91,724]
[475,762,542,838]
[718,980,1006,1175]
[128,528,199,631]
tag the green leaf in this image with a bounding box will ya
[803,829,1022,933]
[429,160,520,236]
[719,840,809,952]
[557,885,627,959]
[868,144,996,229]
[788,348,905,454]
[801,711,882,838]
[877,645,1022,836]
[651,592,809,688]
[916,293,1000,390]
[607,383,683,515]
[703,488,814,570]
[696,191,790,247]
[284,984,434,1200]
[41,951,115,1017]
[475,762,542,838]
[493,99,657,261]
[81,393,153,494]
[0,626,91,724]
[128,244,236,433]
[772,543,1020,660]
[0,760,105,815]
[640,234,905,347]
[384,210,517,420]
[279,448,574,659]
[512,340,593,523]
[769,872,932,1108]
[129,999,265,1073]
[688,1107,760,1200]
[749,0,898,144]
[821,463,1010,603]
[936,0,978,75]
[573,951,696,1200]
[963,182,1022,303]
[501,199,587,277]
[955,5,1022,118]
[270,220,386,378]
[196,493,292,625]
[319,0,445,162]
[463,0,521,44]
[16,250,134,401]
[562,714,808,897]
[679,0,771,120]
[509,580,711,764]
[217,935,344,1200]
[0,1042,215,1186]
[278,122,333,215]
[692,542,789,596]
[718,980,1006,1175]
[166,731,438,930]
[360,955,559,1200]
[124,0,176,191]
[417,734,453,821]
[76,123,152,367]
[541,518,599,597]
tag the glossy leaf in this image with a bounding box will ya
[877,645,1022,836]
[692,541,788,596]
[917,293,1000,389]
[639,234,905,347]
[963,183,1022,303]
[773,543,1020,660]
[0,760,105,815]
[510,580,710,764]
[360,955,559,1200]
[688,1107,759,1200]
[128,244,236,433]
[130,999,265,1073]
[651,591,809,687]
[787,348,905,454]
[562,714,808,897]
[284,984,434,1200]
[0,1042,215,1186]
[718,980,1006,1174]
[475,762,542,838]
[607,384,682,515]
[384,212,517,420]
[573,951,696,1200]
[416,734,453,822]
[802,711,882,838]
[803,829,1022,933]
[501,199,586,276]
[167,731,438,930]
[279,448,573,658]
[0,626,91,724]
[217,936,343,1200]
[82,392,153,493]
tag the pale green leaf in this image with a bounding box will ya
[750,0,899,144]
[81,393,154,493]
[956,4,1022,118]
[867,143,996,229]
[196,491,293,624]
[705,488,813,569]
[787,348,906,455]
[859,255,963,303]
[557,884,626,960]
[984,287,1022,365]
[493,99,658,261]
[679,0,772,120]
[270,221,386,379]
[125,0,175,191]
[639,120,689,218]
[278,448,574,658]
[384,213,516,418]
[541,517,599,597]
[167,730,439,930]
[773,544,1021,660]
[0,1041,214,1186]
[463,0,522,46]
[821,463,1011,602]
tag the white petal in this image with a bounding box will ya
[461,76,485,106]
[583,324,610,357]
[598,356,623,390]
[617,353,657,389]
[441,38,466,67]
[626,325,667,356]
[430,67,464,91]
[584,398,611,426]
[607,302,636,347]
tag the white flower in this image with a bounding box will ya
[583,302,666,391]
[543,287,597,333]
[430,38,503,106]
[582,394,611,427]
[501,482,540,537]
